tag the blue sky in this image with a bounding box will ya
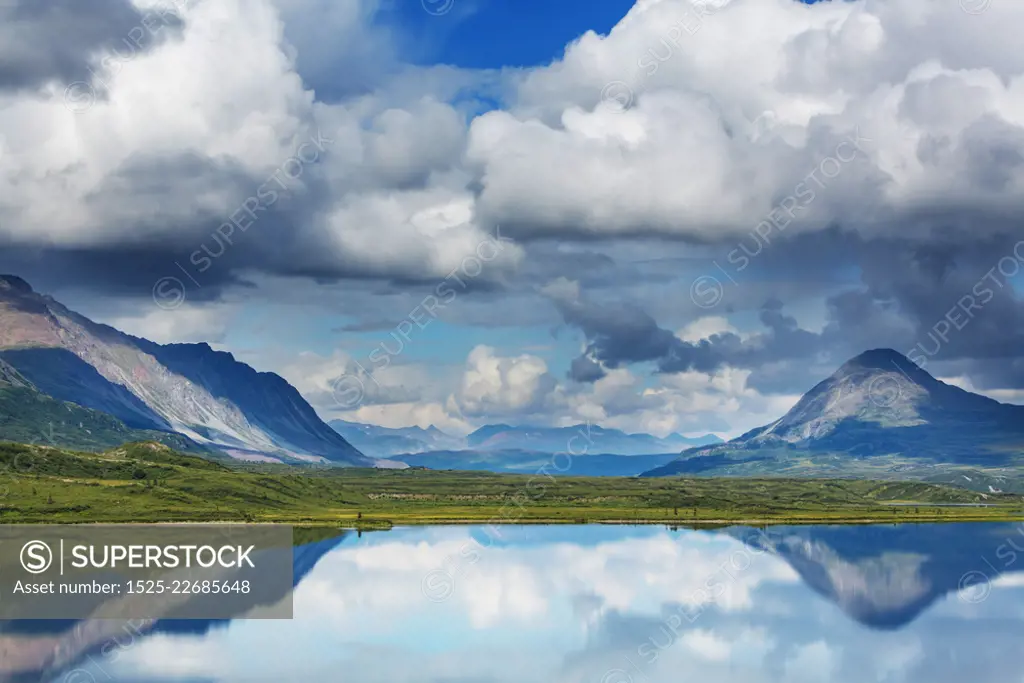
[381,0,639,69]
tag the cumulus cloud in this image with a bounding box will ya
[458,345,556,417]
[0,0,519,300]
[110,303,233,344]
[474,0,1024,247]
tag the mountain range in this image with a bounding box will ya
[6,274,1024,481]
[644,348,1024,487]
[326,421,722,475]
[329,419,720,457]
[394,449,683,476]
[328,419,465,455]
[0,275,375,466]
[463,423,721,454]
[1,275,716,471]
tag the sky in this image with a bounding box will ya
[1,0,1023,439]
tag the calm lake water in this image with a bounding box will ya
[6,522,1024,683]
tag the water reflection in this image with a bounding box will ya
[4,522,1024,683]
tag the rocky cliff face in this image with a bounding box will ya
[0,275,370,465]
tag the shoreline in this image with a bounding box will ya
[4,510,1023,527]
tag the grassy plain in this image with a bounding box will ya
[2,441,1023,526]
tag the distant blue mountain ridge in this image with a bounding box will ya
[329,419,722,459]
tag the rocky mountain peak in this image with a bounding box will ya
[0,274,34,295]
[837,348,932,383]
[749,350,934,444]
[842,347,912,369]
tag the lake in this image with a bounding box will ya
[5,522,1024,682]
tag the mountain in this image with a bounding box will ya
[0,357,201,452]
[732,523,1024,629]
[644,349,1024,482]
[329,419,464,457]
[327,419,721,473]
[466,423,722,455]
[0,275,372,465]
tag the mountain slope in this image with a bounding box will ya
[136,341,370,464]
[0,358,199,452]
[645,349,1024,480]
[0,275,370,465]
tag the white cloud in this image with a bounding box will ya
[343,399,474,436]
[676,316,740,343]
[937,375,1024,406]
[7,0,1023,280]
[553,365,801,439]
[784,640,841,681]
[274,341,801,439]
[111,303,232,344]
[457,345,555,417]
[0,0,520,286]
[466,0,1024,245]
[7,0,1020,434]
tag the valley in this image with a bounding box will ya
[5,274,1024,518]
[1,440,1022,526]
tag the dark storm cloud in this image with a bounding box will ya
[568,354,606,383]
[544,228,1024,395]
[0,0,183,91]
[840,236,1024,389]
[549,295,683,369]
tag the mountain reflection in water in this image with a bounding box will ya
[3,522,1023,683]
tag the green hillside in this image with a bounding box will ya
[0,380,200,453]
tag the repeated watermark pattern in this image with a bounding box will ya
[960,0,993,15]
[958,523,1024,604]
[61,619,153,683]
[151,130,333,310]
[906,240,1024,371]
[420,423,596,603]
[689,129,872,310]
[598,528,775,683]
[600,1,724,114]
[422,0,455,16]
[822,373,907,425]
[330,227,513,410]
[64,0,192,114]
[0,423,59,500]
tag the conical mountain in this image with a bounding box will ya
[731,523,1024,629]
[644,349,1024,481]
